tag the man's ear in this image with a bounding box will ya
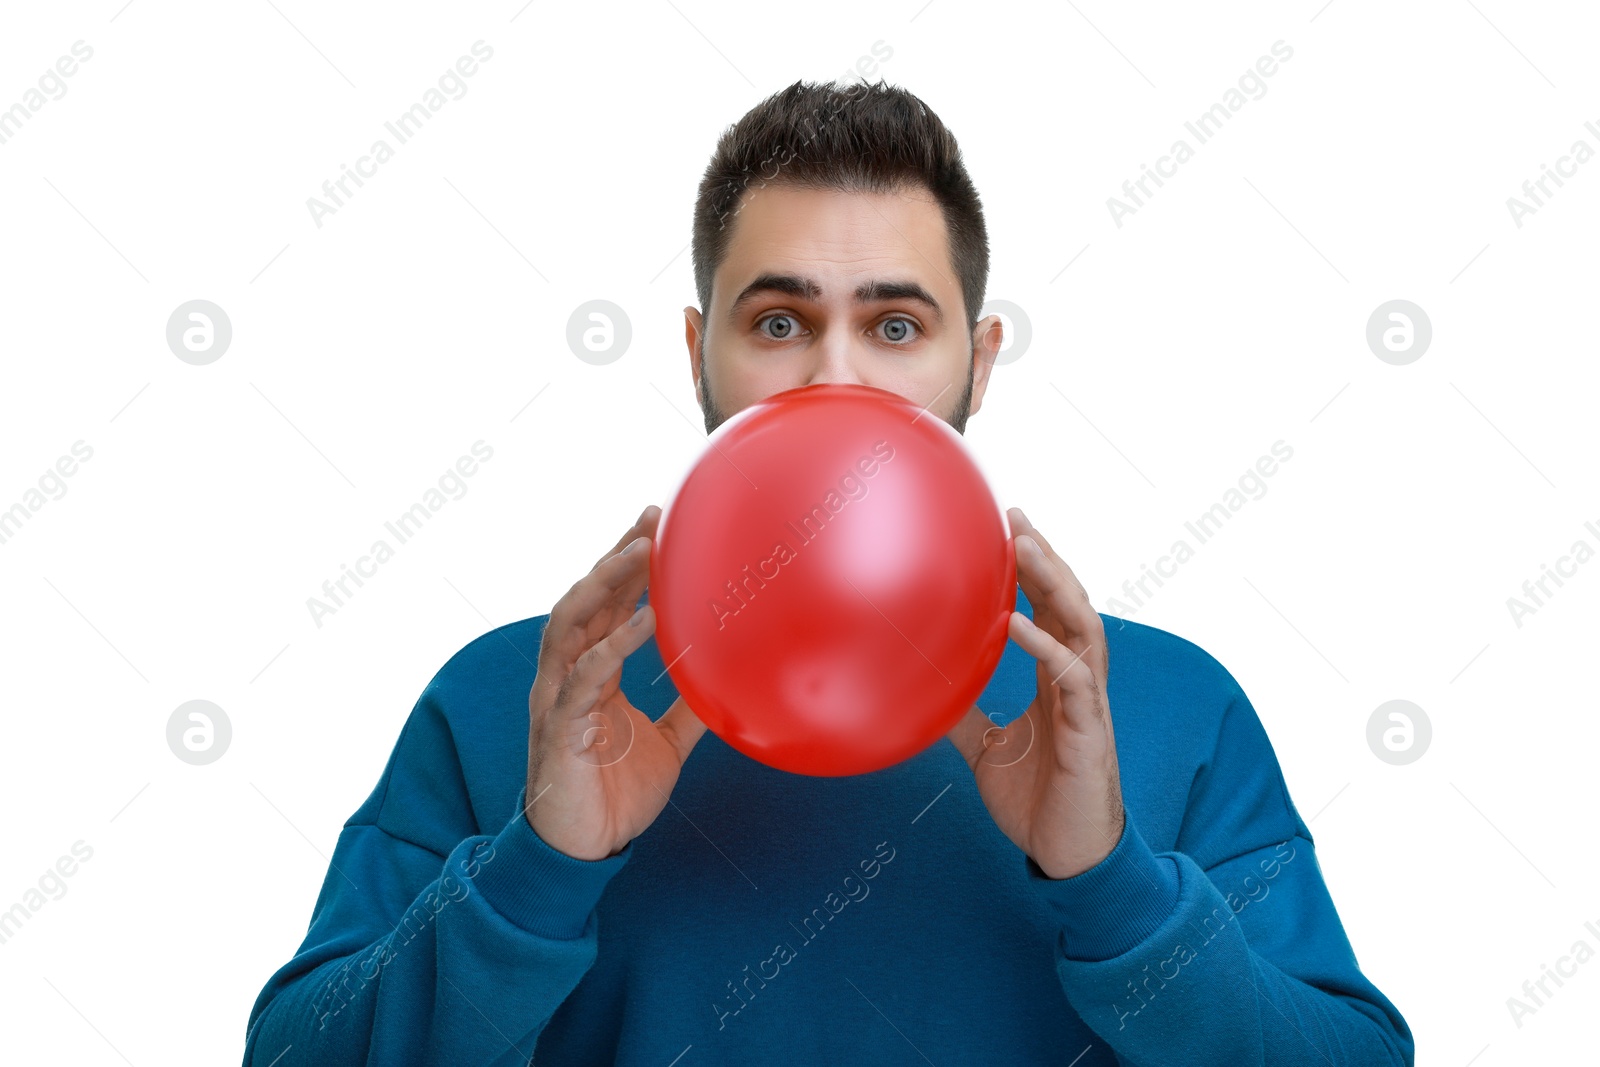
[684,306,705,400]
[969,313,1004,417]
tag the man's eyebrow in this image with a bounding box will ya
[728,274,821,320]
[854,279,944,325]
[726,273,945,325]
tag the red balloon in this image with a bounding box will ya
[650,383,1016,776]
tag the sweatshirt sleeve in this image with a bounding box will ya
[241,691,629,1066]
[1026,688,1416,1066]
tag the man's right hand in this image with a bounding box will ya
[524,504,708,862]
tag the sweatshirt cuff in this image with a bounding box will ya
[1025,813,1181,962]
[469,784,631,940]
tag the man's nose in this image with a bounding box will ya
[803,333,865,387]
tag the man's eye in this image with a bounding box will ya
[758,314,799,340]
[879,317,918,343]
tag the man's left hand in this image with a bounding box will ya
[946,507,1126,880]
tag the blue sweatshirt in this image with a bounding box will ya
[243,585,1414,1065]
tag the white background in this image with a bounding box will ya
[1,1,1596,1063]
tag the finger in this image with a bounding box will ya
[1009,611,1105,731]
[591,505,661,573]
[1014,534,1102,656]
[549,601,658,725]
[539,539,653,688]
[655,693,710,765]
[1008,508,1092,611]
[1009,513,1112,677]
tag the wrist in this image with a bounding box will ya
[1026,814,1181,961]
[1032,810,1125,880]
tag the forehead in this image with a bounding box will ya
[715,184,958,307]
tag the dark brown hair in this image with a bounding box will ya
[691,79,989,334]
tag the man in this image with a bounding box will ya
[243,80,1414,1065]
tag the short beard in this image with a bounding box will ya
[697,337,976,437]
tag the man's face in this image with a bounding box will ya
[685,184,1002,436]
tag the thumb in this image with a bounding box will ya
[944,704,995,773]
[655,694,709,765]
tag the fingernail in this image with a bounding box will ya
[637,505,654,524]
[629,605,647,626]
[623,536,644,554]
[1013,507,1031,525]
